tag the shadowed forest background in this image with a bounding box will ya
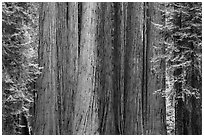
[2,2,202,135]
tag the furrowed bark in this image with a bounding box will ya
[124,2,144,135]
[34,3,79,134]
[146,3,166,134]
[56,3,78,135]
[35,3,58,134]
[73,2,99,135]
[96,2,116,134]
[34,2,168,135]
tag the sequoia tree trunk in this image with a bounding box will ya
[34,2,167,135]
[96,2,117,134]
[72,2,99,134]
[57,3,78,135]
[34,3,58,134]
[145,3,166,134]
[34,2,79,134]
[123,2,166,135]
[123,2,144,134]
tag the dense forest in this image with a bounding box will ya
[2,2,202,135]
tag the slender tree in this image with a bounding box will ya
[156,2,202,135]
[145,2,167,134]
[171,3,202,135]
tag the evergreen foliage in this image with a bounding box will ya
[2,2,40,135]
[152,2,202,135]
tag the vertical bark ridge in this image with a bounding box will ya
[96,3,105,134]
[56,3,63,134]
[112,3,126,134]
[119,3,126,134]
[78,2,82,59]
[35,2,167,135]
[112,2,121,135]
[64,2,78,134]
[35,3,58,134]
[73,3,99,134]
[146,3,166,134]
[124,2,144,135]
[96,3,116,134]
[142,2,148,134]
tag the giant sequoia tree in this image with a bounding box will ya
[34,2,167,135]
[3,2,201,135]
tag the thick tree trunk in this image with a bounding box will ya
[34,3,58,134]
[56,3,78,135]
[58,3,79,134]
[123,2,144,135]
[112,2,126,135]
[123,2,166,135]
[34,3,79,134]
[96,3,116,134]
[72,2,99,135]
[34,2,167,135]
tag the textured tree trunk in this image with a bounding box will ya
[20,113,30,135]
[123,2,166,135]
[190,64,202,134]
[34,2,167,135]
[72,2,99,135]
[34,2,79,134]
[175,63,202,135]
[123,2,144,135]
[96,2,116,134]
[56,3,78,135]
[190,69,202,135]
[34,3,58,134]
[112,2,126,134]
[145,3,166,134]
